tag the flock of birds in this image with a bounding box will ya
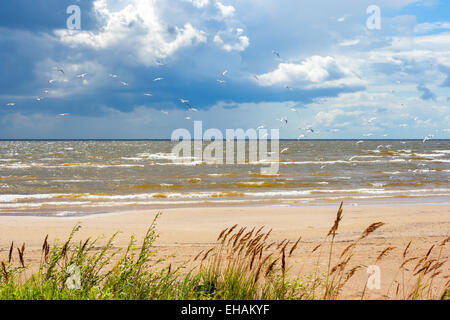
[2,50,445,143]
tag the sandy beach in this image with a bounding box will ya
[1,204,449,299]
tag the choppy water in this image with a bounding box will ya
[0,140,449,215]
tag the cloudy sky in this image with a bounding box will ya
[1,0,449,139]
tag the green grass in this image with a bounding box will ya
[1,206,449,300]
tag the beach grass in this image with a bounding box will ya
[0,204,449,300]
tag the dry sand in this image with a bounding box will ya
[1,204,449,299]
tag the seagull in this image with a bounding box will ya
[57,113,71,116]
[217,79,226,84]
[305,127,314,133]
[153,77,164,82]
[363,133,373,137]
[297,134,305,140]
[120,81,128,86]
[356,140,364,144]
[48,79,57,84]
[154,59,166,66]
[285,85,293,91]
[256,125,265,130]
[423,134,434,143]
[35,97,43,101]
[220,70,228,77]
[161,110,169,115]
[261,132,269,139]
[280,148,289,154]
[6,103,15,107]
[367,117,376,124]
[42,90,49,95]
[290,108,297,112]
[254,75,259,81]
[399,124,408,128]
[184,116,191,120]
[179,98,189,104]
[278,117,288,125]
[144,93,153,97]
[273,50,281,59]
[56,67,65,75]
[109,74,118,78]
[186,103,198,112]
[76,73,88,78]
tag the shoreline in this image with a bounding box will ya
[1,196,449,218]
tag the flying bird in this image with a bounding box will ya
[35,97,43,101]
[144,93,153,97]
[57,113,71,116]
[217,79,226,84]
[161,110,169,115]
[109,74,118,78]
[153,78,164,82]
[305,127,314,133]
[120,81,128,86]
[273,50,281,59]
[76,73,88,78]
[56,67,65,75]
[278,117,288,125]
[220,70,228,77]
[423,134,434,143]
[184,116,191,120]
[280,148,289,154]
[6,103,15,107]
[186,103,198,112]
[48,79,57,84]
[179,98,189,104]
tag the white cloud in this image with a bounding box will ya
[256,56,362,89]
[415,21,450,33]
[55,0,207,66]
[187,0,210,8]
[213,28,249,52]
[216,1,235,18]
[339,39,360,47]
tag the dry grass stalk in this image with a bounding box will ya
[327,202,343,237]
[17,243,25,268]
[265,258,278,277]
[289,236,301,257]
[403,241,411,258]
[359,222,385,241]
[1,262,8,282]
[8,241,13,263]
[376,246,397,263]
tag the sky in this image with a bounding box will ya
[0,0,449,139]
